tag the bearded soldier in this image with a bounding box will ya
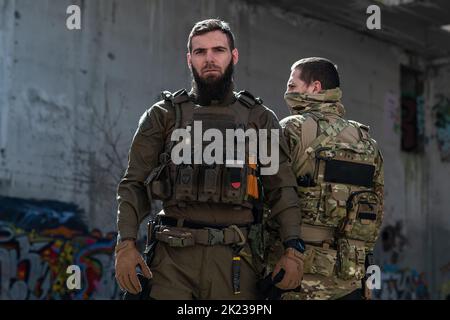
[114,19,306,300]
[274,57,384,300]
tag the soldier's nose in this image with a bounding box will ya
[205,51,216,63]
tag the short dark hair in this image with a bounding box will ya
[292,57,340,89]
[187,19,235,53]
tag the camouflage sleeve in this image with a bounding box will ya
[280,116,298,155]
[250,105,302,242]
[279,115,308,178]
[116,103,168,240]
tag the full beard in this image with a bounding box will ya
[191,61,234,105]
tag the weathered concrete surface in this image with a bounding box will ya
[0,0,449,298]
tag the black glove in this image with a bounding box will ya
[257,269,287,300]
[122,273,153,300]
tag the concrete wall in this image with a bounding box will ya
[0,0,449,298]
[425,63,450,299]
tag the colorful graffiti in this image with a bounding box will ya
[375,266,429,300]
[432,94,450,162]
[440,262,450,300]
[374,221,430,299]
[0,196,120,300]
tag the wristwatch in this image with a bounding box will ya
[283,238,306,254]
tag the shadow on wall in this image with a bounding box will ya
[0,196,120,300]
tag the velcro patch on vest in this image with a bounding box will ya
[357,212,377,221]
[324,160,375,188]
[230,168,242,189]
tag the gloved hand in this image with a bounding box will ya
[115,240,152,294]
[272,247,304,290]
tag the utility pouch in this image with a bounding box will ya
[222,166,247,203]
[174,164,198,201]
[336,239,366,281]
[198,165,222,202]
[155,228,195,247]
[322,183,350,227]
[297,185,323,224]
[145,154,172,200]
[340,191,380,242]
[303,244,337,277]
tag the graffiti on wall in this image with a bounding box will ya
[401,94,426,152]
[380,221,408,265]
[440,262,450,300]
[374,221,430,299]
[384,91,401,137]
[375,266,429,300]
[432,94,450,162]
[0,196,120,300]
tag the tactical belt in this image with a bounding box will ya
[301,224,367,248]
[156,216,248,247]
[159,216,249,229]
[301,223,335,244]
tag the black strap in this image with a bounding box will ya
[358,212,377,221]
[159,89,190,162]
[235,90,263,108]
[159,216,248,230]
[172,89,190,104]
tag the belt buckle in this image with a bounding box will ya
[229,225,246,246]
[167,236,185,247]
[205,228,224,246]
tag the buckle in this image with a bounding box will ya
[159,152,170,164]
[167,236,185,247]
[205,228,224,245]
[356,247,366,264]
[229,225,246,246]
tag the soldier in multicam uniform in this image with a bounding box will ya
[266,57,384,300]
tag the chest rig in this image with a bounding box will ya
[146,89,262,210]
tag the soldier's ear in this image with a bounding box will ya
[232,48,239,65]
[312,80,322,93]
[187,52,192,69]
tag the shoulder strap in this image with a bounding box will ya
[347,119,380,156]
[172,89,191,104]
[160,89,192,162]
[297,118,347,166]
[235,90,263,108]
[300,117,319,152]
